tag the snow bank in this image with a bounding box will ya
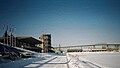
[67,52,120,68]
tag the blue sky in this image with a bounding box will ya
[0,0,120,45]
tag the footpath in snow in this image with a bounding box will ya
[0,53,69,68]
[67,52,120,68]
[1,51,120,68]
[67,53,105,68]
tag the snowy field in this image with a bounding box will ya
[0,53,69,68]
[1,51,120,68]
[67,52,120,68]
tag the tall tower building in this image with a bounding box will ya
[39,34,51,52]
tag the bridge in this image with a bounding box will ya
[53,44,120,52]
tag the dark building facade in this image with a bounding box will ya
[0,32,42,52]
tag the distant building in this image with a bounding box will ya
[16,36,42,52]
[39,34,51,52]
[0,32,42,52]
[54,44,120,52]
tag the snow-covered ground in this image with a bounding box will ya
[1,51,120,68]
[0,53,69,68]
[67,52,120,68]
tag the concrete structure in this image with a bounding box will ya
[54,44,120,52]
[39,34,51,52]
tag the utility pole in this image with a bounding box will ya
[14,27,16,47]
[3,24,8,45]
[9,28,11,46]
[3,24,6,45]
[59,44,61,51]
[11,28,14,47]
[6,25,8,46]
